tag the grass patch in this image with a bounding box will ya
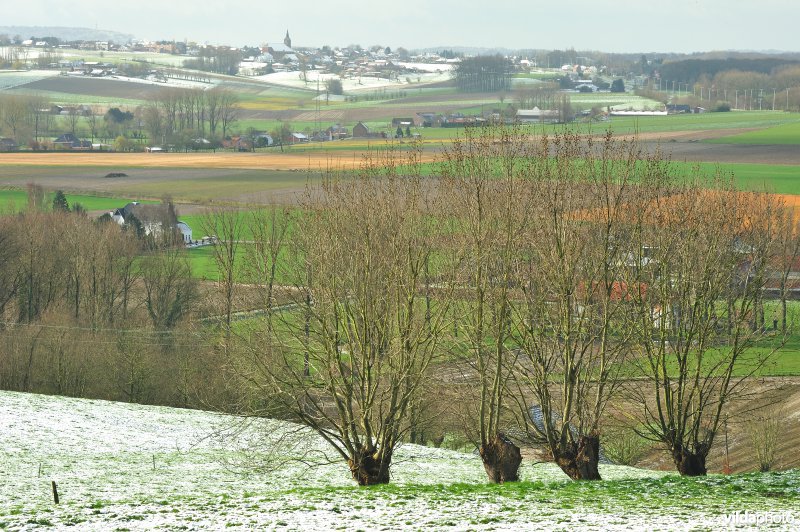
[0,188,152,213]
[706,121,800,145]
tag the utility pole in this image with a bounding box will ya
[773,88,776,111]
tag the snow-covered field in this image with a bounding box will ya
[0,70,60,90]
[254,69,451,93]
[2,391,799,530]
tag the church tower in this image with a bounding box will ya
[284,30,292,49]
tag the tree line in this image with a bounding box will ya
[0,88,241,150]
[659,58,800,86]
[0,189,220,406]
[453,55,513,92]
[140,87,240,148]
[216,131,796,484]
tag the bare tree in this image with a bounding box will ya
[0,94,29,142]
[509,132,644,480]
[241,148,453,485]
[438,125,535,483]
[205,87,222,138]
[0,217,20,318]
[218,89,240,139]
[772,209,800,333]
[86,107,101,143]
[140,249,198,330]
[245,207,294,315]
[201,208,245,333]
[625,176,784,476]
[67,107,80,135]
[745,406,783,472]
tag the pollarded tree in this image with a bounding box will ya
[508,131,647,481]
[438,125,536,483]
[624,173,784,476]
[245,146,455,485]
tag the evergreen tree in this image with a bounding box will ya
[52,190,69,212]
[610,79,626,93]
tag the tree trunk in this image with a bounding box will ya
[782,296,787,334]
[555,434,602,481]
[480,433,522,483]
[348,446,391,486]
[672,445,708,476]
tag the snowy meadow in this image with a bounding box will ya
[2,391,799,530]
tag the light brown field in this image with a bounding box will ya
[0,150,422,170]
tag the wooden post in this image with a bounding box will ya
[51,481,59,504]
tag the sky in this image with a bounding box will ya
[2,0,799,53]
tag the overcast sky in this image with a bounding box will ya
[2,0,798,53]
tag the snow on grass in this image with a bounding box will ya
[254,69,451,94]
[2,390,799,530]
[0,69,61,90]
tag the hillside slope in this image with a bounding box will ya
[1,391,798,530]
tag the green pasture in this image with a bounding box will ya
[403,155,800,195]
[185,243,296,285]
[0,188,150,213]
[185,246,222,281]
[620,334,800,379]
[705,120,800,145]
[685,161,800,195]
[573,111,800,135]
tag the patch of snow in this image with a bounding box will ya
[1,391,798,531]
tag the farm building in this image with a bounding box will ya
[107,202,192,245]
[326,124,349,140]
[516,107,561,123]
[353,122,371,138]
[391,117,416,127]
[666,104,692,114]
[609,110,668,117]
[352,122,386,138]
[176,222,193,244]
[53,133,92,150]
